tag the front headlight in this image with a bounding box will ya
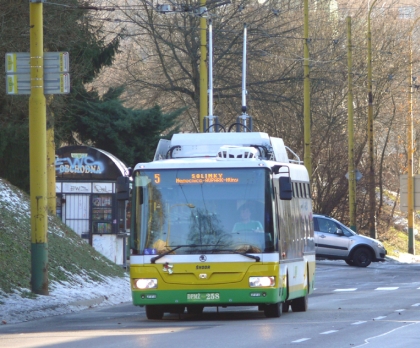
[249,276,275,287]
[134,278,158,289]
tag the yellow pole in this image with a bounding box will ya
[408,17,420,255]
[199,0,207,133]
[347,17,356,232]
[29,1,49,295]
[303,0,311,179]
[367,0,378,239]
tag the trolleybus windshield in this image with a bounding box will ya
[132,168,276,255]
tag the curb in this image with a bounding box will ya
[386,254,420,263]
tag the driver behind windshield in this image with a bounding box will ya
[232,204,263,233]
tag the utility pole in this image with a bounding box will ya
[367,0,378,239]
[303,0,311,179]
[407,17,420,255]
[347,17,357,232]
[29,0,49,295]
[199,0,208,132]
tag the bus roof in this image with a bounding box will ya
[153,132,291,163]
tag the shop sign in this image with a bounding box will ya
[55,154,104,175]
[62,182,92,193]
[93,183,113,194]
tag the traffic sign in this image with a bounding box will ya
[399,174,420,212]
[6,73,70,95]
[5,52,69,74]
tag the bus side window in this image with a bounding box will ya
[279,177,292,200]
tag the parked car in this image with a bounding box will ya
[313,214,387,267]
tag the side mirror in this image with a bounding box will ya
[116,176,131,201]
[279,176,292,200]
[335,229,344,236]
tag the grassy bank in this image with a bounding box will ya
[0,179,126,298]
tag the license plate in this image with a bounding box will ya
[187,292,220,301]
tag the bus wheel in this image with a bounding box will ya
[282,301,290,313]
[187,305,204,315]
[264,302,282,318]
[145,305,164,320]
[291,294,308,312]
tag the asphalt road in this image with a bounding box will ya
[1,259,419,348]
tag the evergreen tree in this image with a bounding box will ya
[0,2,182,190]
[66,86,183,167]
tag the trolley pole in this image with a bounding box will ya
[199,0,207,132]
[347,17,357,232]
[29,0,49,295]
[303,0,312,179]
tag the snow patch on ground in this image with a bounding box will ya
[0,275,131,324]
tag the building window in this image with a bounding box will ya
[92,194,113,234]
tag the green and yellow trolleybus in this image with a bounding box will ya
[127,132,315,319]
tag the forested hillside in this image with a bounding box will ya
[1,0,420,238]
[90,0,420,236]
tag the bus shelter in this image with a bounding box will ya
[55,145,130,266]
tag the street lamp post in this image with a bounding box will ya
[367,0,379,239]
[303,0,311,179]
[407,17,420,255]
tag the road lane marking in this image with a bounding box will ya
[320,330,338,335]
[292,338,311,343]
[375,287,399,291]
[395,309,405,312]
[412,303,420,307]
[352,322,418,348]
[352,321,367,325]
[373,316,387,320]
[334,288,357,292]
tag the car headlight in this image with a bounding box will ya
[249,276,275,287]
[134,278,158,289]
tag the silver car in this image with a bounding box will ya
[313,214,387,267]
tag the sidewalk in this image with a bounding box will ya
[386,252,420,263]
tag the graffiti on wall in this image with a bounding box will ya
[56,153,104,175]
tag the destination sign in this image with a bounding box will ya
[173,173,239,184]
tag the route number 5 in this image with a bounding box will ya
[154,174,161,184]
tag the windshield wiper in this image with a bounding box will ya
[150,244,214,264]
[210,249,261,262]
